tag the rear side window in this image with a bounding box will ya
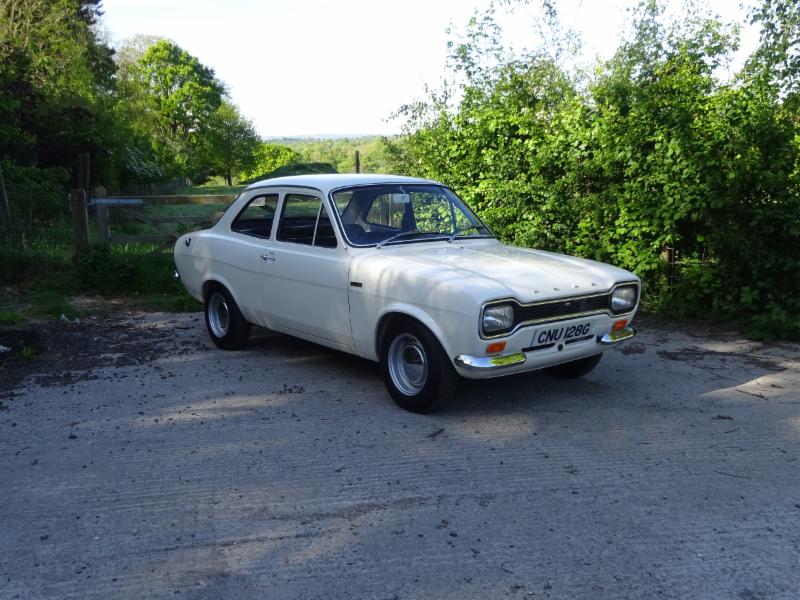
[277,194,338,248]
[231,194,279,238]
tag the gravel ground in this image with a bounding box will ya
[1,312,799,600]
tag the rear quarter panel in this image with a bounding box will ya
[174,230,267,325]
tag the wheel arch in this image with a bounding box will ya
[202,278,226,301]
[375,306,452,362]
[201,277,246,312]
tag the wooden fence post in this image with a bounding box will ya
[0,162,11,232]
[354,150,361,174]
[71,190,89,255]
[94,185,110,247]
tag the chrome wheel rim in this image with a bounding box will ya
[208,292,230,338]
[387,333,428,396]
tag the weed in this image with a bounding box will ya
[18,346,35,360]
[141,293,200,313]
[0,311,24,326]
[25,290,84,320]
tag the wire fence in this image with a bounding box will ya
[108,177,192,197]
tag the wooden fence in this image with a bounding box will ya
[71,186,235,251]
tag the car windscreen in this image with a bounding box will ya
[331,184,493,246]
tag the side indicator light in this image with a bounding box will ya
[612,319,628,331]
[486,341,506,354]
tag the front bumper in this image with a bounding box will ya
[454,352,527,370]
[453,326,636,374]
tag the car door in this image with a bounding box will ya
[262,189,353,349]
[223,190,280,325]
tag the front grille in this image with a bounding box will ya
[513,293,612,326]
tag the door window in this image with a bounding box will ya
[277,193,338,248]
[314,206,337,248]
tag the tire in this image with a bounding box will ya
[544,353,603,379]
[380,319,459,414]
[204,285,251,350]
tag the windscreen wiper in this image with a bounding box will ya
[376,229,422,248]
[447,224,489,243]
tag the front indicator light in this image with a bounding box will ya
[486,341,506,354]
[612,319,628,331]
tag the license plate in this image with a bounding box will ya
[531,322,591,346]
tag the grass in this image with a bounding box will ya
[0,186,238,322]
[105,202,229,238]
[25,289,85,320]
[143,203,230,217]
[0,228,73,284]
[0,310,24,326]
[1,224,200,322]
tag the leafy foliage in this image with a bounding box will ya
[385,0,800,338]
[118,39,226,180]
[205,101,260,185]
[0,5,263,224]
[1,160,70,223]
[275,136,396,174]
[243,162,338,183]
[238,143,301,182]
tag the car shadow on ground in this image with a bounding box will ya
[235,322,792,419]
[242,325,559,410]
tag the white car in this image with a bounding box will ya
[174,174,639,412]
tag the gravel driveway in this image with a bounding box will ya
[1,312,799,599]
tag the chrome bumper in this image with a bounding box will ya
[598,326,636,345]
[453,326,637,371]
[454,352,526,371]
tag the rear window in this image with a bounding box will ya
[231,194,279,238]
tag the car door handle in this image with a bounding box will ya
[260,252,275,263]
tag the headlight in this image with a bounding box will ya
[611,285,638,314]
[482,304,515,335]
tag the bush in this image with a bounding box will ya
[2,160,70,224]
[385,1,800,340]
[74,245,185,296]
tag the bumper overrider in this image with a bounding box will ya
[454,325,636,371]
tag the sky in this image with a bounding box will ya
[100,0,759,138]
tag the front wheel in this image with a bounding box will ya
[204,286,251,350]
[544,353,603,379]
[380,320,459,413]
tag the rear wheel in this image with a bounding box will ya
[544,353,602,379]
[380,319,458,413]
[204,286,251,350]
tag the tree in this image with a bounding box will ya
[0,0,118,219]
[238,143,301,181]
[747,0,800,94]
[124,39,225,178]
[206,101,260,185]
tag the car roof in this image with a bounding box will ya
[244,173,440,195]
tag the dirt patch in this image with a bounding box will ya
[657,345,785,372]
[0,312,205,401]
[619,342,647,355]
